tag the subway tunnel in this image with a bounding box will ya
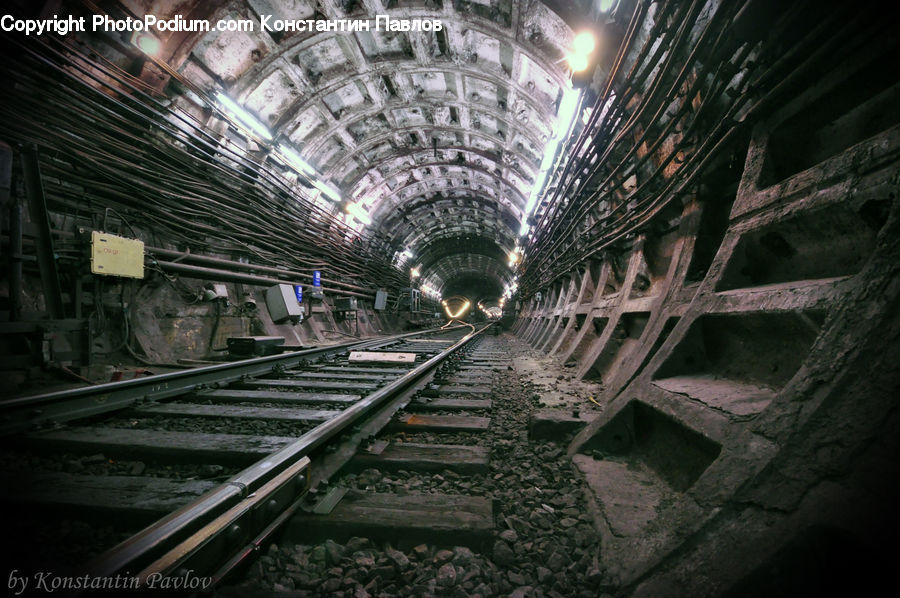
[0,0,898,596]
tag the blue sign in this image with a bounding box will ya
[313,271,321,287]
[294,285,303,303]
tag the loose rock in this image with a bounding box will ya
[499,529,518,543]
[492,540,515,567]
[435,563,457,588]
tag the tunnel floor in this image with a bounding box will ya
[216,333,609,598]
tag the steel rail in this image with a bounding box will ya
[0,325,462,436]
[85,323,490,582]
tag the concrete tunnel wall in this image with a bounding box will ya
[0,0,897,594]
[510,31,900,595]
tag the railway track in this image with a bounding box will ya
[0,323,496,590]
[291,335,511,543]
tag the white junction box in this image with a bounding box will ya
[90,231,144,278]
[266,284,303,323]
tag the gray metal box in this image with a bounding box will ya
[265,284,302,323]
[374,290,388,310]
[334,297,358,312]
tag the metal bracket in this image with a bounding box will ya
[311,486,348,515]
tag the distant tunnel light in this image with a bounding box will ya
[132,31,161,57]
[346,202,372,225]
[509,247,522,268]
[277,145,316,175]
[312,179,342,202]
[444,300,471,319]
[215,92,272,141]
[502,280,519,300]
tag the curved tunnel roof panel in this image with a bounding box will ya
[180,0,576,288]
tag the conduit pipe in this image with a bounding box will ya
[154,260,374,300]
[147,247,375,295]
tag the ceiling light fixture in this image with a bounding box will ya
[215,92,272,141]
[277,145,316,175]
[572,31,596,55]
[132,31,161,57]
[566,30,597,73]
[345,202,372,225]
[312,179,341,202]
[567,52,589,72]
[519,85,582,239]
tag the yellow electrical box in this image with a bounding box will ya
[90,231,145,278]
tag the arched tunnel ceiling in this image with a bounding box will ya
[389,197,520,269]
[174,0,579,294]
[443,274,505,303]
[411,236,511,278]
[422,253,508,299]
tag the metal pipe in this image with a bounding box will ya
[43,230,375,295]
[147,247,374,294]
[0,36,411,295]
[153,260,373,300]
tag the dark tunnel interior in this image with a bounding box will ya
[0,0,898,596]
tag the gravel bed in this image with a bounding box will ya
[6,515,133,571]
[105,415,317,437]
[176,400,351,411]
[424,393,495,402]
[337,469,490,497]
[0,449,241,480]
[399,408,492,417]
[385,432,487,446]
[222,335,609,597]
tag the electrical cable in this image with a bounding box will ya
[0,32,411,299]
[516,0,854,295]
